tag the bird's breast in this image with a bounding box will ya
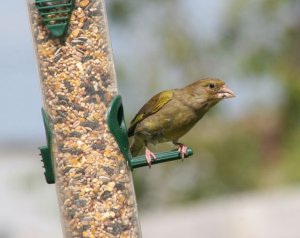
[137,104,200,144]
[162,108,199,140]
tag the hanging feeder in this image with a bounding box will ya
[29,0,141,236]
[35,0,75,37]
[30,0,194,236]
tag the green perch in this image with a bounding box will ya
[131,149,193,169]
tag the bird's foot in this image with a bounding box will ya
[145,147,157,168]
[177,143,188,160]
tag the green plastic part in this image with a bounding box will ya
[39,108,55,184]
[107,95,194,170]
[107,95,133,168]
[47,23,68,37]
[35,0,75,38]
[131,149,193,169]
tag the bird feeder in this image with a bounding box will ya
[28,0,141,236]
[28,0,192,237]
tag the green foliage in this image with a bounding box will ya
[242,48,275,75]
[107,0,135,25]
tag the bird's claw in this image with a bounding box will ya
[145,147,157,168]
[177,144,188,160]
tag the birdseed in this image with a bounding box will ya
[28,0,140,237]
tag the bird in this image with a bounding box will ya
[128,78,235,167]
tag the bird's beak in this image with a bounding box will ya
[217,85,236,99]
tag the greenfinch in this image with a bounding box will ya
[128,78,235,166]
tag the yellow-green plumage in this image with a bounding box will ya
[128,90,173,136]
[128,78,235,161]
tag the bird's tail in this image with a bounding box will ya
[130,137,144,157]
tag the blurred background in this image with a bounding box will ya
[0,0,300,237]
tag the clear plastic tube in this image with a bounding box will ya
[28,0,141,237]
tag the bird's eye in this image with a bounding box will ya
[208,83,215,89]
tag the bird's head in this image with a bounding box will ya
[186,78,235,102]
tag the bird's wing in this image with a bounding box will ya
[128,90,173,137]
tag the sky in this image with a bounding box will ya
[0,1,43,142]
